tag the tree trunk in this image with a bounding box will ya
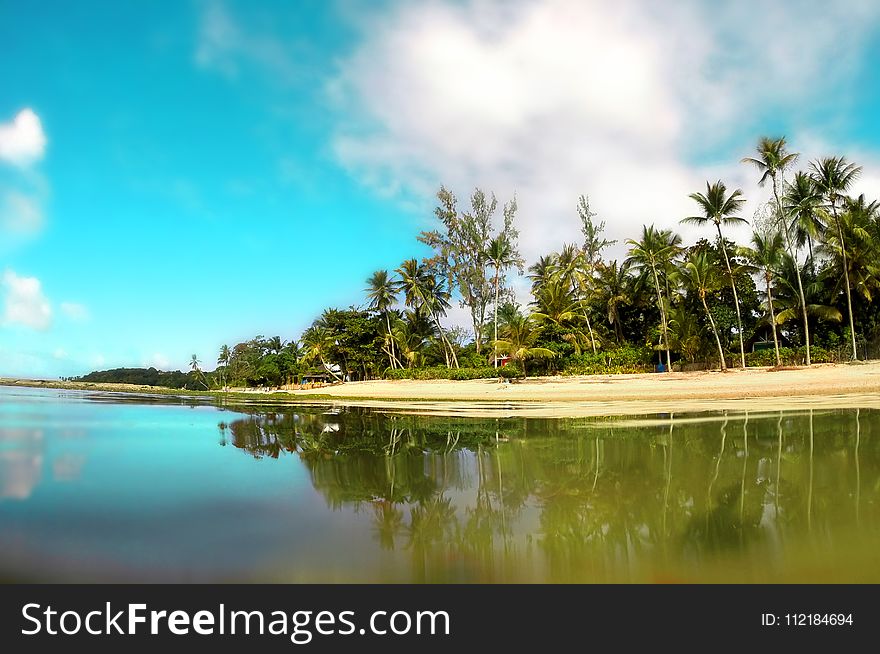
[766,274,781,367]
[702,295,727,371]
[833,203,858,360]
[772,176,811,365]
[576,277,598,355]
[494,267,500,369]
[651,263,672,372]
[716,223,746,368]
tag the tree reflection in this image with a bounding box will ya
[223,406,880,582]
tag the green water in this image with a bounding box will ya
[1,386,878,582]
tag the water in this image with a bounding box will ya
[1,386,878,583]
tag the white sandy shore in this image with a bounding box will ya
[5,362,880,418]
[276,362,880,417]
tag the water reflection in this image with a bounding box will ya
[225,406,880,582]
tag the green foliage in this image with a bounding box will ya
[744,346,836,367]
[383,366,519,381]
[563,346,654,375]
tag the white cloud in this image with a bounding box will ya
[91,354,106,368]
[53,348,67,360]
[330,0,880,263]
[0,109,47,167]
[144,353,171,370]
[60,302,89,322]
[1,191,44,235]
[1,270,52,330]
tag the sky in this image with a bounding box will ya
[2,0,880,378]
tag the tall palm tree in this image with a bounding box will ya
[396,259,458,368]
[810,156,862,359]
[741,230,785,366]
[486,235,519,368]
[679,252,727,370]
[365,269,403,369]
[493,311,555,378]
[626,225,682,371]
[683,180,748,368]
[217,344,231,389]
[743,137,812,365]
[189,354,208,390]
[557,244,599,355]
[784,171,824,275]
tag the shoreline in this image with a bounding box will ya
[5,361,880,417]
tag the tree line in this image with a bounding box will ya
[76,137,880,388]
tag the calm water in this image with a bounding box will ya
[1,386,878,583]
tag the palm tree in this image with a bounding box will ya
[396,259,458,368]
[486,235,519,368]
[366,269,403,369]
[189,354,208,390]
[626,225,682,371]
[743,137,812,365]
[810,156,862,359]
[301,325,343,381]
[679,251,727,370]
[593,261,631,344]
[821,196,880,313]
[683,181,748,368]
[217,344,231,389]
[773,253,843,338]
[784,171,824,275]
[741,230,785,366]
[493,311,555,377]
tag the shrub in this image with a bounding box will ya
[383,366,518,381]
[562,346,654,375]
[744,345,837,367]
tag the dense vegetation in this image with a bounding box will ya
[77,138,880,388]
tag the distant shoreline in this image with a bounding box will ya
[5,362,880,417]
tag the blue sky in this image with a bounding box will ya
[2,0,880,377]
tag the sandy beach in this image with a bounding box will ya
[7,362,880,418]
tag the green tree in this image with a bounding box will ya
[683,181,748,368]
[810,156,862,359]
[396,258,458,368]
[626,225,682,371]
[217,344,230,389]
[486,234,522,368]
[493,311,555,377]
[741,230,785,366]
[743,137,812,364]
[680,251,727,370]
[366,269,403,370]
[420,187,520,355]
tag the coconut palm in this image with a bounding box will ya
[809,156,862,359]
[217,344,231,389]
[683,181,748,368]
[772,253,843,348]
[396,259,458,368]
[493,311,555,377]
[593,261,632,344]
[679,251,727,370]
[486,235,520,368]
[820,196,880,308]
[301,325,343,381]
[667,304,703,364]
[742,137,812,365]
[366,269,403,369]
[626,225,682,371]
[784,171,824,275]
[741,230,785,366]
